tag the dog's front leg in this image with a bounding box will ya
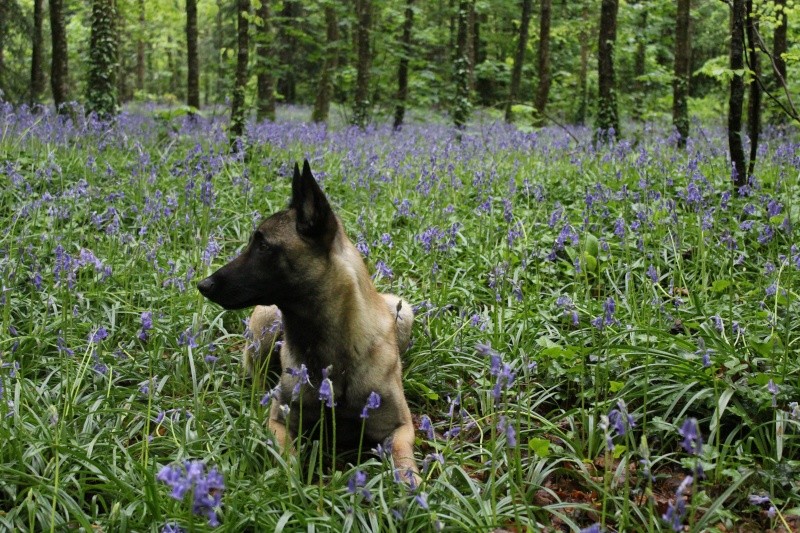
[268,401,293,453]
[390,420,421,486]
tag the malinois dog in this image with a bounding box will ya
[197,160,418,479]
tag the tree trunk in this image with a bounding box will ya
[467,1,476,90]
[596,0,619,139]
[186,0,200,109]
[533,0,552,126]
[728,0,746,187]
[505,0,531,123]
[312,2,339,124]
[230,0,250,145]
[773,0,787,84]
[745,0,760,177]
[50,0,70,111]
[136,0,145,92]
[256,0,276,122]
[30,0,46,105]
[393,0,414,130]
[215,0,225,103]
[277,1,299,104]
[453,0,471,131]
[87,0,118,117]
[352,0,372,128]
[632,5,647,119]
[576,2,589,125]
[673,0,691,148]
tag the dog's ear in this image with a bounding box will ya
[290,160,337,246]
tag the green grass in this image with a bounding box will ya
[0,105,799,532]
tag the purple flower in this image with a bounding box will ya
[288,364,310,400]
[646,264,658,283]
[663,475,693,531]
[88,326,108,344]
[678,418,703,455]
[613,217,626,239]
[157,461,225,527]
[419,415,434,440]
[375,260,393,279]
[767,379,778,407]
[161,523,186,533]
[749,494,770,506]
[497,415,517,447]
[347,470,372,501]
[414,492,429,510]
[360,391,381,418]
[138,311,154,341]
[319,366,336,408]
[579,525,602,533]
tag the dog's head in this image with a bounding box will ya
[197,160,338,310]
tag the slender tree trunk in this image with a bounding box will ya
[393,0,414,130]
[533,0,552,126]
[353,0,372,128]
[30,0,46,105]
[186,0,200,109]
[215,0,225,103]
[745,0,760,176]
[230,0,250,145]
[576,2,589,125]
[136,0,145,92]
[632,5,647,119]
[312,2,339,124]
[50,0,70,111]
[728,0,747,187]
[773,0,787,84]
[467,1,476,90]
[596,0,619,139]
[87,0,118,117]
[505,0,532,123]
[277,1,299,104]
[474,12,491,104]
[673,0,691,148]
[0,0,5,99]
[256,0,276,122]
[453,0,471,132]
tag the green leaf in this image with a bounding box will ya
[613,444,627,459]
[609,381,625,393]
[529,438,551,457]
[711,279,732,292]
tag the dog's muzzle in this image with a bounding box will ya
[197,277,215,297]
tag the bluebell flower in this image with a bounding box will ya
[157,461,225,527]
[360,391,380,418]
[287,364,310,400]
[414,492,429,510]
[678,418,703,455]
[419,415,434,440]
[662,475,692,531]
[88,326,108,344]
[347,470,372,501]
[319,366,336,408]
[497,415,517,447]
[579,525,601,533]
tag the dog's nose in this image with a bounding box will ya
[197,277,214,296]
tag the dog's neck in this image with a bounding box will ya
[278,238,377,369]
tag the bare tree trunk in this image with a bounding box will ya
[50,0,70,111]
[256,0,276,122]
[277,1,299,104]
[745,0,760,177]
[632,4,647,119]
[393,0,414,130]
[353,0,372,128]
[30,0,46,105]
[87,0,118,118]
[505,0,531,123]
[136,0,145,92]
[453,0,471,132]
[773,0,787,84]
[576,2,589,125]
[312,2,339,124]
[728,0,747,187]
[673,0,691,148]
[230,0,250,145]
[0,0,5,99]
[215,0,225,103]
[533,0,552,126]
[596,0,619,139]
[467,1,476,90]
[186,0,200,109]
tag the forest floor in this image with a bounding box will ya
[1,104,799,532]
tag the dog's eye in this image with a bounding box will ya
[259,239,271,252]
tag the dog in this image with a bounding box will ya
[197,160,418,478]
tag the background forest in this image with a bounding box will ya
[0,0,797,135]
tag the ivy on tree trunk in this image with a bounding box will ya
[596,0,619,140]
[229,0,250,146]
[87,0,118,118]
[728,0,746,188]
